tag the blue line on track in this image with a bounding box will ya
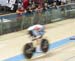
[4,36,75,61]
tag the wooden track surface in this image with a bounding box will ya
[26,42,75,61]
[0,18,75,60]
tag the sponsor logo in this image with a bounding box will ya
[70,36,75,40]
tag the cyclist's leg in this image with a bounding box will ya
[38,28,45,38]
[32,30,39,37]
[31,30,42,46]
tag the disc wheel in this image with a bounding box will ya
[23,43,35,59]
[41,39,49,53]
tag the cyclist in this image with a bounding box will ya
[27,24,45,40]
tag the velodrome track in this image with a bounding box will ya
[0,18,75,61]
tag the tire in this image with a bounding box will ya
[41,39,49,53]
[23,43,35,59]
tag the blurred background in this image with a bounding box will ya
[0,0,75,35]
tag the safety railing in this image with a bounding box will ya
[0,3,75,35]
